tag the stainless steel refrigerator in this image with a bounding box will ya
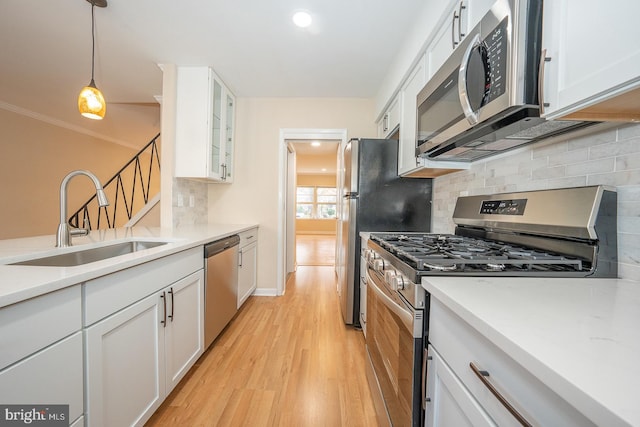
[338,138,432,325]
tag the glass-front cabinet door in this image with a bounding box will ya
[223,92,235,181]
[210,78,223,179]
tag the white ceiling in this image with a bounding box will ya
[0,0,426,148]
[290,140,339,175]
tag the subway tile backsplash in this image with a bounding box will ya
[432,123,640,281]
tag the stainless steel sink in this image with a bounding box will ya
[10,240,170,267]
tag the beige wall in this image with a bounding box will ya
[208,97,377,292]
[0,108,144,239]
[296,173,337,235]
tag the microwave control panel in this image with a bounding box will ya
[482,18,509,103]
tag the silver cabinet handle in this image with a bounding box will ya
[458,1,466,40]
[382,113,389,132]
[538,49,551,115]
[470,362,533,427]
[160,291,167,327]
[422,348,431,410]
[239,249,243,267]
[451,10,460,49]
[168,287,174,322]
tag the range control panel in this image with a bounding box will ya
[480,198,527,215]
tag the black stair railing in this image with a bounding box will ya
[69,133,161,230]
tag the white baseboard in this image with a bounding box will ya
[252,288,278,297]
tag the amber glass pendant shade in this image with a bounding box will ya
[79,1,107,120]
[78,79,106,120]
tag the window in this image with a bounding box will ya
[296,186,337,219]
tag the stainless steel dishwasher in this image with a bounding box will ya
[204,234,240,349]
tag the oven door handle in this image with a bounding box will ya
[367,269,414,332]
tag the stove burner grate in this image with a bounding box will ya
[370,232,585,274]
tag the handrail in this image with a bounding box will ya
[69,133,161,230]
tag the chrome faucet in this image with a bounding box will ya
[56,170,109,247]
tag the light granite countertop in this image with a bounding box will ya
[0,224,258,308]
[422,276,640,427]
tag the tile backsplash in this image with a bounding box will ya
[172,178,208,227]
[432,123,640,281]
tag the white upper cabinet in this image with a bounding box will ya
[398,55,427,176]
[427,0,495,79]
[377,95,400,138]
[541,0,640,121]
[175,66,235,182]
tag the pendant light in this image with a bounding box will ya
[78,0,107,120]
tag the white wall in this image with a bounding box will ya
[0,108,148,239]
[207,97,377,292]
[432,123,640,281]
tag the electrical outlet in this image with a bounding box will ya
[189,195,195,207]
[177,194,184,207]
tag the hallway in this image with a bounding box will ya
[146,235,379,426]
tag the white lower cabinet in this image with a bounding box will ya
[237,228,258,308]
[0,285,83,426]
[425,345,496,427]
[165,271,204,390]
[426,298,595,427]
[0,332,84,425]
[85,269,204,427]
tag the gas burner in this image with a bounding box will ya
[485,263,506,272]
[423,263,458,272]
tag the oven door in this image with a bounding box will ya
[366,266,424,427]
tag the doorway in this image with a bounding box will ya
[277,129,347,296]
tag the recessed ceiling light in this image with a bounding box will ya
[292,11,312,28]
[311,141,321,147]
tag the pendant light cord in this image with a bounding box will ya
[90,2,96,83]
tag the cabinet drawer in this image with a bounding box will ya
[429,298,595,427]
[0,332,84,422]
[238,228,258,247]
[84,247,203,326]
[0,285,81,369]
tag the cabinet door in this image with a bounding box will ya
[237,241,257,308]
[464,0,495,35]
[541,0,640,119]
[425,346,497,427]
[165,270,204,391]
[0,332,84,424]
[85,293,165,427]
[398,55,427,175]
[377,96,401,138]
[427,1,462,79]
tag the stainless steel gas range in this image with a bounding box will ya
[363,186,617,427]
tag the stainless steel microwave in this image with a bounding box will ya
[416,0,592,162]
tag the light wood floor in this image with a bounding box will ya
[295,234,336,266]
[146,235,380,426]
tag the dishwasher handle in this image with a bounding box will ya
[204,234,240,258]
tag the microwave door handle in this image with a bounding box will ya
[458,33,481,125]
